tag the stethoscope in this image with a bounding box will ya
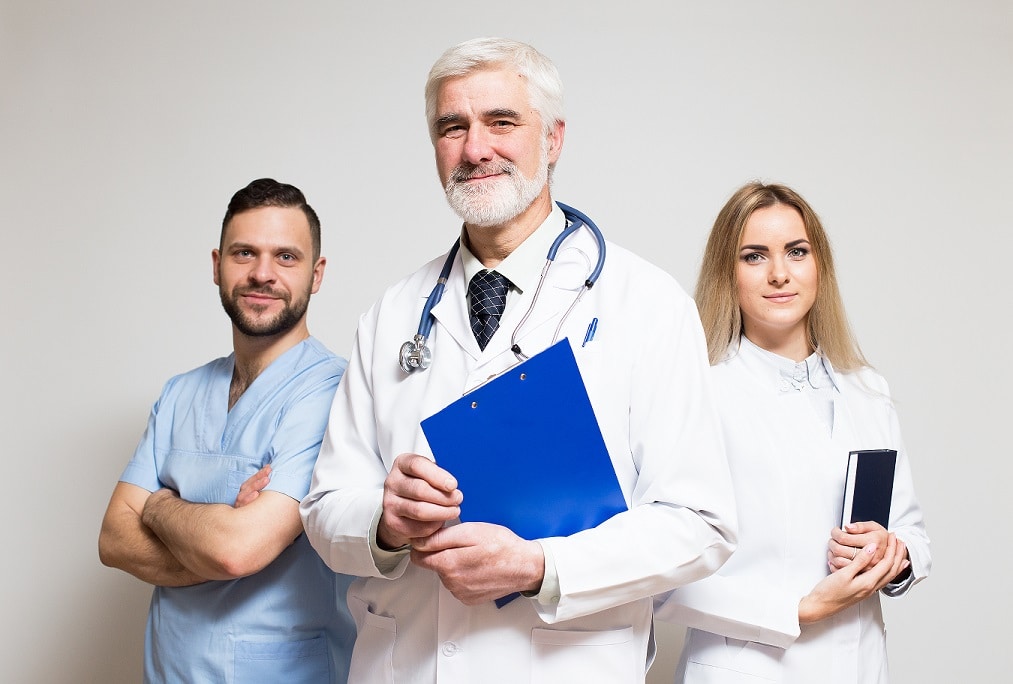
[399,202,606,373]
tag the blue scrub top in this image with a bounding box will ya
[121,337,354,684]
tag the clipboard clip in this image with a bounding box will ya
[462,360,528,397]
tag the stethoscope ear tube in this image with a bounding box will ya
[555,202,606,285]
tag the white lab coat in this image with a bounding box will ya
[655,340,931,684]
[301,213,737,684]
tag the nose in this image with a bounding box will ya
[768,258,789,286]
[462,127,494,166]
[249,255,277,284]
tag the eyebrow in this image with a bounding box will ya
[484,108,521,119]
[434,113,464,128]
[739,238,811,251]
[434,108,523,128]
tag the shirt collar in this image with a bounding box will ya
[735,335,840,394]
[459,204,567,294]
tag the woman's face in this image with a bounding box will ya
[735,204,818,359]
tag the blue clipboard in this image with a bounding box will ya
[420,339,627,542]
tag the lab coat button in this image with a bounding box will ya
[441,641,459,657]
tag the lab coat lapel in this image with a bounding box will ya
[494,227,599,357]
[429,257,481,361]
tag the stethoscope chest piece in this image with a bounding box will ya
[399,334,432,373]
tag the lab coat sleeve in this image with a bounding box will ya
[654,572,804,649]
[874,373,931,597]
[301,308,410,580]
[535,279,738,623]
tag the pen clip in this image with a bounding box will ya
[582,317,598,347]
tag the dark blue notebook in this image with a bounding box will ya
[841,448,897,528]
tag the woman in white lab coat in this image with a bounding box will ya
[655,182,931,683]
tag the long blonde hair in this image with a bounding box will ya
[695,182,868,370]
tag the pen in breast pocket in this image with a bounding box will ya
[582,317,598,347]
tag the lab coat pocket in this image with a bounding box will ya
[683,660,777,683]
[347,597,396,684]
[233,634,329,682]
[683,630,780,682]
[531,626,637,684]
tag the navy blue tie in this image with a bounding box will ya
[468,270,510,350]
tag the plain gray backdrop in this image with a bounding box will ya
[2,1,1009,682]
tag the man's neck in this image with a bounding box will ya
[228,322,310,409]
[464,190,553,269]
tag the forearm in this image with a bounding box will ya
[142,489,257,580]
[98,496,207,587]
[143,487,301,580]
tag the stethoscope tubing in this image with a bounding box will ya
[400,202,605,373]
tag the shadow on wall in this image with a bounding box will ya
[27,570,149,683]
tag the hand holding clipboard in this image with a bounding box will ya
[419,339,628,606]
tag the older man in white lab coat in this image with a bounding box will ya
[301,37,737,684]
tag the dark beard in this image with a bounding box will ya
[219,286,309,337]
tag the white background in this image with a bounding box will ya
[1,1,1009,682]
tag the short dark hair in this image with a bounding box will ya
[221,178,321,259]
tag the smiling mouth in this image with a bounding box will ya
[238,289,283,304]
[453,162,511,184]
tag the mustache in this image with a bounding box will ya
[233,285,288,300]
[449,161,515,184]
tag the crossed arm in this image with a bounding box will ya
[98,466,300,586]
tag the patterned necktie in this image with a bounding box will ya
[468,269,510,350]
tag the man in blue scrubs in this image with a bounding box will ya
[98,178,354,683]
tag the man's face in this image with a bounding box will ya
[432,67,563,227]
[212,206,323,338]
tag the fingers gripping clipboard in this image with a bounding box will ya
[420,339,628,543]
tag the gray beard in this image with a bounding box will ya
[444,157,549,228]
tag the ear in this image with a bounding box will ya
[310,256,326,295]
[212,249,221,286]
[546,120,565,165]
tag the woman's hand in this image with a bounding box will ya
[799,533,910,624]
[827,521,890,571]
